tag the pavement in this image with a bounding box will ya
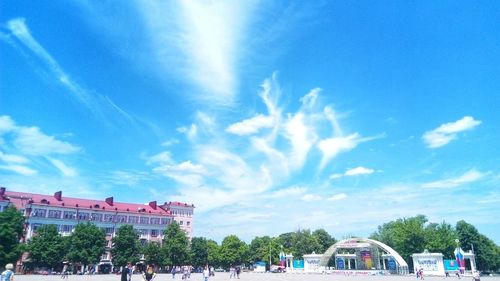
[11,272,500,281]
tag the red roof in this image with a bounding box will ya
[1,189,172,216]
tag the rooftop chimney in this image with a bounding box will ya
[149,201,157,210]
[54,191,62,201]
[105,196,114,206]
[0,187,5,196]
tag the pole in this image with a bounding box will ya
[269,242,272,271]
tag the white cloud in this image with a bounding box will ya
[226,114,274,136]
[14,127,80,156]
[47,158,77,177]
[0,151,29,164]
[3,18,133,125]
[422,169,487,189]
[345,166,374,176]
[317,133,361,170]
[136,1,255,105]
[147,151,174,165]
[302,194,322,202]
[0,116,16,134]
[423,116,481,148]
[327,193,347,201]
[268,186,307,198]
[329,173,343,180]
[0,164,38,176]
[161,139,179,147]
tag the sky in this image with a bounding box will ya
[1,1,499,245]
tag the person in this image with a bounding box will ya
[202,266,210,281]
[142,265,156,281]
[472,271,480,281]
[229,266,235,279]
[127,263,134,281]
[61,262,69,279]
[171,266,176,279]
[235,266,240,279]
[419,268,424,280]
[121,264,130,281]
[456,271,461,279]
[1,263,14,281]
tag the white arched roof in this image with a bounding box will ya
[320,237,408,269]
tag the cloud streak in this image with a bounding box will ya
[423,116,481,148]
[422,169,488,189]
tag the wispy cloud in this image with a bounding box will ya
[327,193,348,201]
[345,166,374,176]
[135,1,256,105]
[302,194,322,201]
[422,169,488,189]
[2,18,134,125]
[47,158,77,177]
[422,116,481,148]
[0,164,38,176]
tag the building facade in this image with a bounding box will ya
[0,187,195,271]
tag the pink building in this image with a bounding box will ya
[0,187,194,271]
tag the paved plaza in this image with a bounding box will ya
[10,272,500,281]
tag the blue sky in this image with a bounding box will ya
[1,1,499,244]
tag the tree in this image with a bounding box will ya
[292,229,322,259]
[456,220,499,271]
[190,237,209,268]
[424,222,456,258]
[26,224,65,269]
[112,225,140,267]
[249,236,272,264]
[206,239,220,267]
[162,221,190,266]
[219,235,249,268]
[66,222,106,266]
[312,229,336,254]
[0,206,25,266]
[370,215,428,269]
[142,241,163,267]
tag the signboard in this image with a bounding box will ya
[293,260,304,269]
[361,250,373,269]
[444,260,459,271]
[336,258,345,270]
[416,259,438,271]
[387,258,396,271]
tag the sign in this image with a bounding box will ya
[416,259,438,271]
[293,260,304,269]
[444,260,459,271]
[387,258,396,271]
[336,258,345,270]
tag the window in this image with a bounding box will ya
[78,212,89,221]
[116,215,127,223]
[150,218,160,225]
[105,227,114,235]
[160,218,171,225]
[138,229,148,236]
[63,211,76,219]
[104,214,115,222]
[32,209,46,218]
[61,225,73,233]
[139,217,149,224]
[128,216,138,224]
[179,221,183,225]
[32,223,42,232]
[48,210,61,219]
[187,221,190,226]
[151,229,159,237]
[90,213,102,222]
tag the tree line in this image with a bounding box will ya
[1,206,498,272]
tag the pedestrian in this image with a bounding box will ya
[121,264,130,281]
[1,263,14,281]
[229,266,235,279]
[236,266,241,279]
[419,268,424,280]
[203,266,210,281]
[127,263,134,281]
[142,265,156,281]
[61,262,69,279]
[472,271,480,281]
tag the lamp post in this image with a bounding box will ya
[269,241,272,272]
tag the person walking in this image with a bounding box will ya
[142,265,156,281]
[127,263,134,281]
[61,262,69,279]
[203,266,210,281]
[1,263,14,281]
[121,264,130,281]
[235,266,241,279]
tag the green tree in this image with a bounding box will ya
[0,206,25,266]
[312,229,336,254]
[26,224,65,269]
[456,220,499,271]
[206,239,220,267]
[249,236,272,264]
[142,241,163,267]
[112,225,140,267]
[219,235,249,268]
[424,222,456,258]
[292,229,322,259]
[190,237,209,268]
[370,215,428,269]
[162,221,189,266]
[66,222,106,266]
